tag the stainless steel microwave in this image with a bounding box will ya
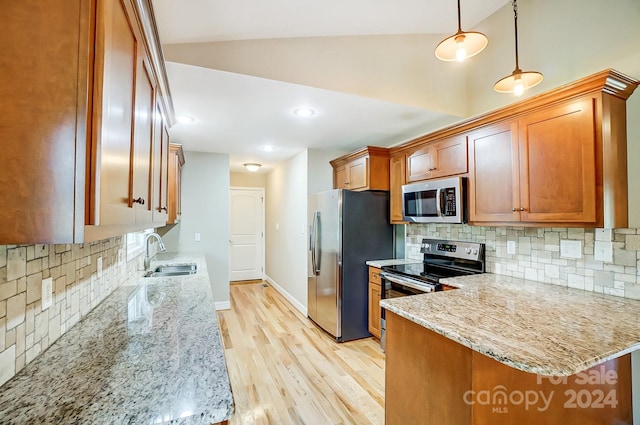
[401,176,466,223]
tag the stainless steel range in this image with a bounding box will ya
[379,238,485,349]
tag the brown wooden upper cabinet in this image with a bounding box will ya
[406,135,468,182]
[390,69,637,229]
[468,93,629,227]
[167,144,186,224]
[0,0,174,244]
[330,147,390,191]
[389,153,407,224]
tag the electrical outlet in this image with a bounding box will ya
[507,240,516,255]
[42,277,53,310]
[194,232,201,242]
[118,249,124,266]
[560,240,582,259]
[594,241,613,262]
[595,229,613,242]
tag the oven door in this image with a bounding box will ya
[379,272,435,350]
[402,177,464,223]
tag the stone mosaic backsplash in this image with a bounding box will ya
[406,224,640,299]
[0,237,150,387]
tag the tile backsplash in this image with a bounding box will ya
[0,237,149,387]
[406,224,640,298]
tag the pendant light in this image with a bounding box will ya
[434,0,488,62]
[494,0,543,96]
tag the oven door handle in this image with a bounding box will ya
[380,272,434,293]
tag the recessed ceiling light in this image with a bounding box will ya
[262,145,275,152]
[293,108,315,117]
[177,115,195,124]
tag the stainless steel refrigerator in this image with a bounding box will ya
[308,189,393,341]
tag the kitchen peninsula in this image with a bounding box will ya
[0,253,233,424]
[382,274,639,424]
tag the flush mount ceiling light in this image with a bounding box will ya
[262,145,275,152]
[494,0,543,96]
[176,115,195,124]
[243,163,261,172]
[293,108,315,117]
[434,0,488,62]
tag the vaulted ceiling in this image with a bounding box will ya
[152,0,510,172]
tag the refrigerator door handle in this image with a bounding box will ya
[313,211,321,274]
[310,212,317,273]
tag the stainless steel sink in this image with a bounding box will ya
[144,263,197,278]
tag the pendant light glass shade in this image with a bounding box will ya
[494,70,543,95]
[435,0,488,62]
[494,0,543,96]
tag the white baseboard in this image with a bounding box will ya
[264,274,307,317]
[215,301,231,310]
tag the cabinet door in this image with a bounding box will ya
[368,282,381,339]
[518,97,597,223]
[348,156,369,190]
[468,121,520,222]
[90,0,138,226]
[368,267,382,339]
[334,165,348,189]
[152,104,169,223]
[406,147,434,182]
[430,135,468,179]
[168,144,184,224]
[131,58,155,223]
[390,153,407,223]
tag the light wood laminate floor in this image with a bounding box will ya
[217,282,385,425]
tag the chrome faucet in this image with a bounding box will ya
[144,232,166,270]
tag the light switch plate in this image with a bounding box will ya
[507,240,516,255]
[594,240,613,262]
[194,232,201,242]
[560,240,582,259]
[42,277,53,310]
[595,229,613,242]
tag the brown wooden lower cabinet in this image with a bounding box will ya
[385,311,632,425]
[368,266,382,339]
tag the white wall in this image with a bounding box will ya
[264,151,309,313]
[307,148,347,194]
[161,151,231,307]
[230,171,267,188]
[467,0,640,226]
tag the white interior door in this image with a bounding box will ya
[229,188,265,281]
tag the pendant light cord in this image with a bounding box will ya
[457,0,462,32]
[512,0,521,72]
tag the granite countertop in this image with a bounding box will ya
[0,252,234,424]
[381,273,640,377]
[366,258,422,268]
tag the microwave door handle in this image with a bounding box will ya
[435,188,443,217]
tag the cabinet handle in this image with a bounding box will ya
[133,197,145,205]
[428,167,437,171]
[520,207,525,211]
[512,207,517,212]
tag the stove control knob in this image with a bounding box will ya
[465,248,471,254]
[424,243,431,250]
[472,249,478,255]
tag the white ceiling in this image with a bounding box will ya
[152,0,510,173]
